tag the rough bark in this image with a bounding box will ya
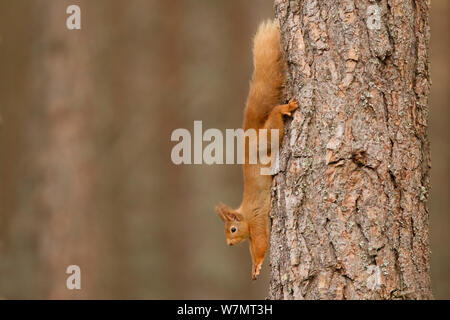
[269,0,432,299]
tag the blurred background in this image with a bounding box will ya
[0,0,448,299]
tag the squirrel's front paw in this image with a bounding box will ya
[251,262,263,280]
[280,99,299,117]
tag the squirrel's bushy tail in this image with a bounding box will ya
[244,20,285,130]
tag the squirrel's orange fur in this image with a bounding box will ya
[215,20,298,280]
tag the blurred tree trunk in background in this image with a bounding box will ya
[32,0,99,298]
[0,1,42,298]
[270,0,432,299]
[430,0,450,299]
[153,0,191,298]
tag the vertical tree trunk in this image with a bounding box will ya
[269,0,432,299]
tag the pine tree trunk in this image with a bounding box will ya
[269,0,432,300]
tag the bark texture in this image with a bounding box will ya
[269,0,432,299]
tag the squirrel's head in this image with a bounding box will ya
[215,203,249,246]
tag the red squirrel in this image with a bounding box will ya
[215,20,298,280]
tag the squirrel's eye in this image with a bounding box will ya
[231,227,237,233]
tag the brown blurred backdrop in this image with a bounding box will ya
[0,0,448,299]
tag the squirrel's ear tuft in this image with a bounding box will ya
[228,212,244,222]
[216,203,243,222]
[215,202,232,222]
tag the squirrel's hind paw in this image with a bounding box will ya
[288,99,299,110]
[279,99,299,117]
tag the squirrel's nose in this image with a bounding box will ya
[227,241,233,246]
